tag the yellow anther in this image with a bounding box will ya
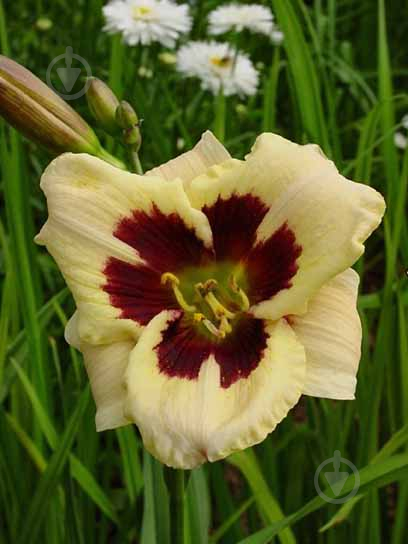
[161,272,196,313]
[195,279,217,297]
[203,279,218,291]
[193,312,205,322]
[161,272,179,286]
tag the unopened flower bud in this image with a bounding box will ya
[158,52,177,65]
[86,77,120,136]
[35,17,53,32]
[123,127,142,150]
[115,101,139,129]
[0,55,101,156]
[116,101,142,153]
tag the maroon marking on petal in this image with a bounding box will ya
[246,222,302,304]
[155,314,268,388]
[156,313,210,381]
[215,317,267,388]
[113,204,213,273]
[203,194,268,261]
[103,258,179,325]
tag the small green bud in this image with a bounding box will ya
[235,103,248,117]
[0,55,100,155]
[35,17,53,31]
[158,52,177,65]
[86,77,120,136]
[115,100,139,129]
[123,127,142,149]
[116,101,142,153]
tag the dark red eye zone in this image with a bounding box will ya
[155,312,268,388]
[245,222,302,304]
[202,193,268,261]
[103,194,301,385]
[112,203,213,272]
[103,259,179,325]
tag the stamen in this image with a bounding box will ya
[161,272,196,312]
[205,292,236,320]
[219,315,232,335]
[195,281,236,319]
[193,312,225,338]
[229,275,250,311]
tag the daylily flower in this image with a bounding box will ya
[36,132,385,469]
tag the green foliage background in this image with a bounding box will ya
[0,0,407,542]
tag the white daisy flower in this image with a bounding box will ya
[401,114,408,130]
[103,0,192,48]
[394,132,407,150]
[271,27,284,45]
[176,41,259,97]
[208,3,274,37]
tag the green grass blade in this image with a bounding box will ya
[18,386,90,543]
[140,450,170,544]
[228,449,296,544]
[236,454,408,544]
[272,0,329,151]
[185,468,211,544]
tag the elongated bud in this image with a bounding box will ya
[0,55,123,168]
[86,77,120,135]
[116,100,142,151]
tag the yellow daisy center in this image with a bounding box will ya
[210,56,233,69]
[132,5,152,19]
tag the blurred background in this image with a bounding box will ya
[0,0,407,543]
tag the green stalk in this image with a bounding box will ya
[262,47,281,132]
[213,91,226,143]
[129,149,144,175]
[166,468,186,544]
[0,0,9,56]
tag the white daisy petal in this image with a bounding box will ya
[176,41,259,97]
[208,3,274,37]
[394,131,408,150]
[401,114,408,130]
[270,28,284,46]
[103,0,192,48]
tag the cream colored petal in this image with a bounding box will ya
[36,153,213,344]
[124,311,306,469]
[291,268,361,400]
[65,311,81,350]
[66,310,133,430]
[146,131,231,187]
[82,340,134,431]
[187,133,385,320]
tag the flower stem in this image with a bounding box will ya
[214,90,226,143]
[166,468,186,544]
[96,147,127,170]
[129,149,144,175]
